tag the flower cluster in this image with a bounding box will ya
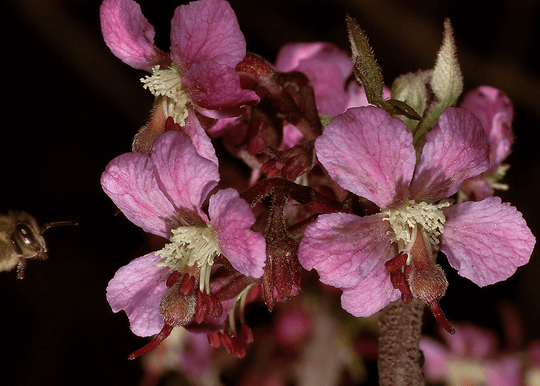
[99,0,535,376]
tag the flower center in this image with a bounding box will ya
[446,358,486,386]
[383,199,449,250]
[141,65,190,125]
[156,225,221,293]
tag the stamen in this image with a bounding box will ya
[141,65,190,125]
[383,200,449,247]
[192,289,224,324]
[207,332,221,348]
[194,290,207,324]
[166,271,183,288]
[385,252,408,272]
[157,225,221,294]
[179,274,196,294]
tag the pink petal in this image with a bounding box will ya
[419,338,449,381]
[315,106,415,208]
[282,123,304,150]
[183,61,259,116]
[486,356,522,386]
[101,152,176,238]
[345,82,369,109]
[274,42,353,116]
[178,332,213,375]
[440,197,535,286]
[459,175,492,201]
[410,107,490,203]
[443,325,497,359]
[461,86,514,169]
[340,262,401,317]
[298,212,396,289]
[170,0,246,69]
[183,109,218,165]
[151,131,219,224]
[106,253,169,337]
[209,189,266,278]
[294,58,350,116]
[100,0,165,72]
[488,112,513,169]
[274,42,352,80]
[345,84,391,110]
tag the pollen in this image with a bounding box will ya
[141,65,190,125]
[156,225,221,293]
[383,200,450,246]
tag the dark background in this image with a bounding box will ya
[1,0,539,385]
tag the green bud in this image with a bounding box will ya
[347,15,421,121]
[413,18,463,145]
[391,71,431,132]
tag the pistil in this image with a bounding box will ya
[407,228,455,334]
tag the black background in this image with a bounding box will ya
[1,1,539,385]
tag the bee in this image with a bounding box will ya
[0,210,77,279]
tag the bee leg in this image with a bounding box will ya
[16,258,27,279]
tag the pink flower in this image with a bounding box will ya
[100,0,259,125]
[101,131,266,343]
[298,106,535,331]
[420,325,521,385]
[459,86,514,200]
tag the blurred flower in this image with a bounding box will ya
[421,324,521,386]
[459,86,514,201]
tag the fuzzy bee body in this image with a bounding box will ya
[0,211,76,279]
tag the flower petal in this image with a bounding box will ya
[443,324,496,359]
[274,42,353,116]
[183,109,218,165]
[170,0,246,69]
[274,42,352,80]
[410,107,490,203]
[151,131,219,224]
[106,253,169,337]
[101,151,176,238]
[461,86,514,169]
[298,212,395,289]
[440,197,535,286]
[294,58,350,116]
[315,106,415,208]
[209,189,266,278]
[100,0,166,71]
[340,262,401,317]
[183,61,259,117]
[459,175,492,202]
[419,338,449,381]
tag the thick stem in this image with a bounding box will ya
[378,299,425,386]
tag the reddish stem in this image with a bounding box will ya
[128,324,174,360]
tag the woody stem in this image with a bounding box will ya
[378,299,425,386]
